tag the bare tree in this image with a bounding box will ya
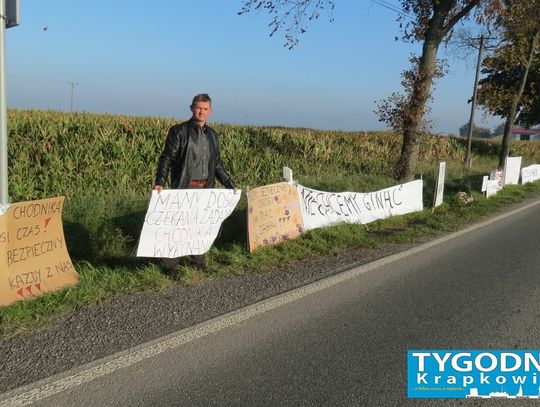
[238,0,335,50]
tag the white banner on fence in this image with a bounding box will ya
[433,161,446,208]
[137,189,241,258]
[297,180,423,231]
[503,156,522,185]
[521,164,540,184]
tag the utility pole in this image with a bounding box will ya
[1,0,20,211]
[464,35,485,169]
[67,81,78,113]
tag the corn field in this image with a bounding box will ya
[6,109,540,261]
[9,109,540,203]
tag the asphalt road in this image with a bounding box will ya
[2,199,540,406]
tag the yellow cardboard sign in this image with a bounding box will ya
[0,197,78,306]
[247,182,304,252]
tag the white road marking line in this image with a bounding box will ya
[1,198,539,406]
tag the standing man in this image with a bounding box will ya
[153,93,237,276]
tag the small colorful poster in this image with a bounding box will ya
[247,182,304,252]
[489,170,503,186]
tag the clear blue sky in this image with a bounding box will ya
[6,0,500,134]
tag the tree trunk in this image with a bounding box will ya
[499,101,519,169]
[498,29,540,169]
[396,36,441,181]
[395,0,481,181]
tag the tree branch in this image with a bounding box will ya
[443,0,481,36]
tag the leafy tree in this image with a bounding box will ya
[517,89,540,128]
[239,0,503,181]
[479,53,540,130]
[476,0,540,167]
[458,122,492,137]
[378,0,502,180]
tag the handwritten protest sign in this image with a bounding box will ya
[137,189,241,258]
[247,182,304,252]
[0,197,78,307]
[298,180,423,231]
[486,180,500,198]
[521,164,540,184]
[503,156,522,185]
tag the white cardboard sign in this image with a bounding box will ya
[297,180,423,231]
[434,162,446,208]
[503,156,522,185]
[481,176,488,192]
[137,189,241,258]
[282,167,293,184]
[486,180,500,198]
[521,165,540,184]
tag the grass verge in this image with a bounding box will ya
[1,177,539,338]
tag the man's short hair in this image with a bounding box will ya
[191,93,212,107]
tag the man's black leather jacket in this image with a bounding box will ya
[154,119,236,189]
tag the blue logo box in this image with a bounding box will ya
[407,350,540,399]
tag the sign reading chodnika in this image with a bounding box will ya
[0,197,78,307]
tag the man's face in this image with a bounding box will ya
[191,101,212,126]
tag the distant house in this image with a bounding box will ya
[510,127,540,141]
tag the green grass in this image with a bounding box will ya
[0,262,172,336]
[2,175,539,338]
[2,109,540,338]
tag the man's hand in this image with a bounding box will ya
[153,185,163,193]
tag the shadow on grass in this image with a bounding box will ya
[94,208,155,268]
[422,168,487,206]
[214,207,248,249]
[60,171,491,271]
[445,172,484,196]
[64,202,249,270]
[64,208,158,270]
[63,220,94,261]
[366,226,406,238]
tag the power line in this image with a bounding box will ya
[370,0,414,19]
